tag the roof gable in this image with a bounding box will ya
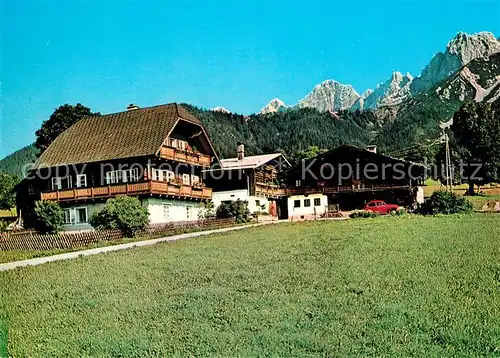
[34,103,206,169]
[220,153,290,170]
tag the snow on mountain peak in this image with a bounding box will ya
[211,106,231,113]
[298,80,360,111]
[259,98,287,115]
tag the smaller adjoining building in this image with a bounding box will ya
[281,145,426,220]
[203,144,291,219]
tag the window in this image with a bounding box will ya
[62,207,88,224]
[186,205,193,219]
[295,180,301,187]
[178,140,186,151]
[191,175,200,185]
[51,176,72,190]
[153,169,161,181]
[169,138,178,148]
[75,208,87,223]
[106,169,140,184]
[294,200,301,208]
[152,169,175,182]
[166,171,175,182]
[63,209,72,224]
[127,168,139,182]
[76,174,87,188]
[163,203,171,220]
[304,199,311,207]
[182,174,191,185]
[255,200,260,207]
[314,198,321,207]
[52,177,61,190]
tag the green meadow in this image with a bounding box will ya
[1,214,499,357]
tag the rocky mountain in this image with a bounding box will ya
[259,98,287,115]
[410,32,500,95]
[374,52,500,153]
[434,52,500,104]
[356,72,413,110]
[256,31,499,113]
[350,89,373,111]
[298,80,360,112]
[374,72,413,108]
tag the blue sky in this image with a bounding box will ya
[1,0,499,158]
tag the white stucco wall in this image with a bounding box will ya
[145,198,202,223]
[212,189,249,208]
[287,193,328,220]
[60,197,204,231]
[416,186,424,204]
[211,189,270,214]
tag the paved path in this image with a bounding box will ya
[0,221,281,272]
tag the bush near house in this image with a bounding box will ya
[349,210,380,219]
[89,196,149,237]
[0,220,9,232]
[216,199,251,223]
[198,200,215,220]
[421,190,473,215]
[33,201,64,234]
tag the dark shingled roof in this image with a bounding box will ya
[34,103,205,169]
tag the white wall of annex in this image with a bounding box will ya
[146,198,201,223]
[287,193,328,219]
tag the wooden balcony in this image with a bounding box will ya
[287,184,411,196]
[254,183,287,197]
[159,146,212,167]
[40,181,212,202]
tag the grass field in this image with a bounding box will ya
[1,214,500,357]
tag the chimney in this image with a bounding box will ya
[236,141,245,161]
[127,104,140,111]
[366,145,377,154]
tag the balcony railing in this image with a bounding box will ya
[254,183,287,197]
[159,146,212,167]
[40,181,212,202]
[287,183,411,196]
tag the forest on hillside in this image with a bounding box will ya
[0,144,38,178]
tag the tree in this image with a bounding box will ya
[0,173,19,210]
[450,102,500,194]
[89,196,149,237]
[294,146,329,161]
[421,190,472,215]
[35,104,99,155]
[34,201,64,234]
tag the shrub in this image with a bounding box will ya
[0,220,9,232]
[89,196,149,237]
[350,210,379,219]
[216,199,250,223]
[422,190,473,215]
[396,208,406,216]
[34,201,64,234]
[198,200,215,220]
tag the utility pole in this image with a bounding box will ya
[439,117,454,193]
[443,131,453,192]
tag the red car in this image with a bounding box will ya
[363,200,400,215]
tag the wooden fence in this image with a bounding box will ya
[142,218,237,236]
[0,230,124,251]
[0,218,237,251]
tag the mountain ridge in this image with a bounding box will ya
[258,31,499,114]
